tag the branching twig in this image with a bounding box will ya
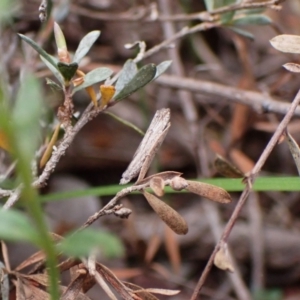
[191,86,300,300]
[71,0,285,23]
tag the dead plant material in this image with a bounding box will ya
[185,181,232,204]
[143,191,188,235]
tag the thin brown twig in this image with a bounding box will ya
[71,0,284,23]
[190,86,300,300]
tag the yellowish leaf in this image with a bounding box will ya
[0,130,10,152]
[40,124,61,168]
[100,85,115,109]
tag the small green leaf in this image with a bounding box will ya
[18,34,57,69]
[57,228,124,258]
[46,78,62,91]
[203,0,214,11]
[73,30,101,63]
[57,62,78,82]
[54,22,67,51]
[153,60,172,80]
[40,55,64,84]
[221,11,235,24]
[232,14,272,26]
[12,75,43,162]
[228,26,254,40]
[113,64,157,102]
[115,59,138,94]
[0,207,39,244]
[72,67,113,93]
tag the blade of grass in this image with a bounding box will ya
[38,177,300,203]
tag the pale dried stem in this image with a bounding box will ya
[156,74,300,116]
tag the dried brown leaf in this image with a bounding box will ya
[96,263,133,300]
[185,181,231,204]
[214,243,234,273]
[15,251,46,271]
[61,272,88,300]
[143,191,188,235]
[150,177,165,197]
[136,171,182,186]
[285,130,300,175]
[124,282,159,300]
[15,277,50,300]
[214,155,244,178]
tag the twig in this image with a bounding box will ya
[202,201,252,300]
[71,0,284,23]
[158,0,200,172]
[156,74,300,116]
[247,192,265,291]
[190,86,300,299]
[0,188,13,198]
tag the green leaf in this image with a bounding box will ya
[253,289,283,300]
[113,63,157,102]
[228,26,254,40]
[0,207,39,244]
[220,11,235,25]
[18,34,57,69]
[115,59,138,94]
[57,228,124,258]
[12,75,43,162]
[153,60,172,80]
[57,62,78,82]
[203,0,214,11]
[54,22,67,51]
[40,55,64,84]
[40,176,300,203]
[232,14,272,26]
[73,30,101,64]
[72,67,113,94]
[0,0,16,23]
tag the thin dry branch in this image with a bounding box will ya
[156,74,300,116]
[71,0,284,23]
[191,86,300,300]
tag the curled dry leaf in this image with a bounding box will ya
[185,181,232,204]
[283,63,300,73]
[61,272,87,300]
[100,85,116,109]
[135,171,182,186]
[214,154,244,178]
[124,282,159,300]
[214,243,234,273]
[96,263,133,300]
[143,191,188,235]
[150,176,165,197]
[285,130,300,175]
[170,176,188,191]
